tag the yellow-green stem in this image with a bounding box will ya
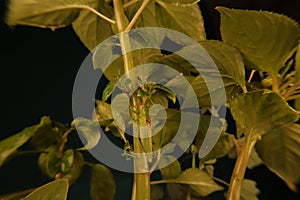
[226,134,260,200]
[113,1,150,199]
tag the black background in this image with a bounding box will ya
[0,0,300,199]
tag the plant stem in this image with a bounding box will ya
[247,70,256,83]
[226,133,260,200]
[124,0,140,9]
[271,72,280,94]
[113,1,151,199]
[65,5,115,24]
[125,0,151,31]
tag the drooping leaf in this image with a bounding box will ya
[155,0,206,41]
[72,118,101,150]
[24,179,69,200]
[0,116,53,167]
[230,90,298,136]
[160,168,223,197]
[295,42,300,110]
[240,179,260,200]
[38,145,60,178]
[256,123,300,185]
[195,115,233,161]
[159,156,181,179]
[6,0,93,29]
[90,164,115,200]
[72,0,114,51]
[153,84,177,104]
[61,150,84,184]
[151,185,164,200]
[217,7,300,73]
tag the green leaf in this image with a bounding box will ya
[295,42,300,110]
[217,7,300,73]
[102,82,115,102]
[241,179,260,200]
[159,0,200,6]
[159,156,181,179]
[163,168,223,197]
[0,188,35,200]
[155,0,205,41]
[200,40,246,90]
[152,109,180,151]
[0,126,35,167]
[60,149,74,174]
[151,185,164,200]
[6,0,92,29]
[256,123,300,185]
[72,0,114,51]
[24,179,69,200]
[0,116,54,167]
[38,145,60,178]
[124,0,158,28]
[30,117,67,150]
[61,150,84,185]
[72,118,101,150]
[149,92,169,108]
[153,84,177,104]
[192,40,246,106]
[90,164,115,200]
[230,90,298,136]
[166,184,186,200]
[195,115,234,161]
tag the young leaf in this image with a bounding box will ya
[6,0,92,29]
[102,82,115,103]
[72,118,101,150]
[0,116,53,167]
[60,149,74,174]
[61,150,84,185]
[38,145,60,178]
[256,123,300,185]
[155,0,205,41]
[240,179,260,200]
[24,179,69,200]
[90,164,115,200]
[217,7,300,73]
[230,90,298,136]
[72,0,114,51]
[158,168,223,197]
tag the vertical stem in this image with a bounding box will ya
[226,134,260,200]
[113,1,151,199]
[271,72,280,94]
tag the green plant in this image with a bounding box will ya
[1,1,300,200]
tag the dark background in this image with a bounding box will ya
[0,0,300,199]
